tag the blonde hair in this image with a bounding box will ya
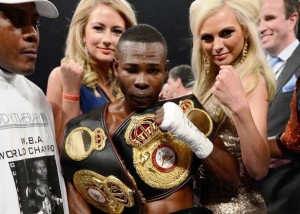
[189,0,275,121]
[64,0,137,97]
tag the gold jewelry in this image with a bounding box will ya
[204,55,211,74]
[240,41,248,63]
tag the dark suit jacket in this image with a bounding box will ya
[258,44,300,214]
[267,44,300,136]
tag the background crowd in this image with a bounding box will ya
[1,0,300,214]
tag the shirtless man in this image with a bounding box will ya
[61,24,239,214]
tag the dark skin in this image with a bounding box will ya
[0,3,40,75]
[66,41,240,213]
[268,138,293,158]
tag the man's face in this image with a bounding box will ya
[167,75,180,94]
[258,0,297,56]
[114,41,169,109]
[33,160,48,180]
[0,3,40,75]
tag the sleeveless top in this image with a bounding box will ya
[80,85,110,113]
[200,96,266,214]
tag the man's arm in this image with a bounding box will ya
[155,102,240,188]
[202,138,240,188]
[66,180,92,214]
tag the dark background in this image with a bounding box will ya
[29,0,300,93]
[28,0,194,93]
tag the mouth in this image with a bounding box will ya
[99,47,115,54]
[133,93,150,99]
[213,53,228,61]
[260,34,272,41]
[22,49,37,60]
[131,93,152,104]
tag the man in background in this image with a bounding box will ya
[159,64,194,99]
[258,0,300,213]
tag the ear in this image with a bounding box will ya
[164,60,170,81]
[288,12,298,32]
[176,78,183,88]
[244,27,249,40]
[112,58,119,77]
[83,35,86,45]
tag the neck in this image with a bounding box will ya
[90,62,111,86]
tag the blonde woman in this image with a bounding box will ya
[190,0,276,213]
[46,0,137,153]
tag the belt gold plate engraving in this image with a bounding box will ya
[74,170,135,213]
[125,114,192,189]
[65,127,107,161]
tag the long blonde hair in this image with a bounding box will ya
[189,0,275,121]
[64,0,137,97]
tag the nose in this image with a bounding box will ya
[134,73,149,89]
[103,30,112,46]
[257,19,266,34]
[42,166,47,173]
[23,25,39,43]
[213,38,224,53]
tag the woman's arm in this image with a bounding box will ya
[46,60,83,153]
[213,65,270,180]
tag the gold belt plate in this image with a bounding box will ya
[74,170,135,213]
[65,127,107,161]
[125,114,193,189]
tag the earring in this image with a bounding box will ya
[240,41,248,63]
[204,56,211,74]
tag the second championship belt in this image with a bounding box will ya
[112,94,218,201]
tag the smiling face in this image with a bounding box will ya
[0,3,40,75]
[84,3,126,65]
[199,5,246,66]
[258,0,297,56]
[114,41,168,109]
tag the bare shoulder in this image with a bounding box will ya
[46,66,63,98]
[48,66,62,81]
[246,75,268,100]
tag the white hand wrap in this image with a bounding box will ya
[160,102,213,159]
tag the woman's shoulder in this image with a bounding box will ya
[48,66,62,82]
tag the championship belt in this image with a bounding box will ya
[61,105,144,214]
[280,78,300,152]
[113,94,218,201]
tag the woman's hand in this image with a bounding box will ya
[60,58,84,94]
[212,65,247,113]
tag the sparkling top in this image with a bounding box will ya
[198,96,266,214]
